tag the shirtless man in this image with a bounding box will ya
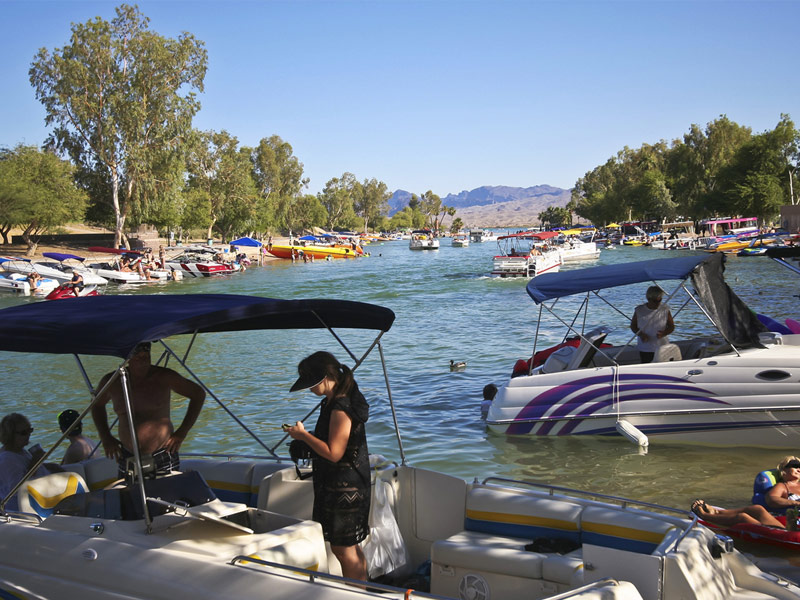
[91,341,205,478]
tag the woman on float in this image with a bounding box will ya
[691,456,800,529]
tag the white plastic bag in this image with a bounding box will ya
[361,479,409,579]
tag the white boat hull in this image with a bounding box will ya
[0,459,794,600]
[409,239,439,250]
[558,241,601,262]
[488,340,800,447]
[491,251,562,278]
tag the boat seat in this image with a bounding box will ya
[541,345,577,374]
[82,457,120,491]
[257,466,314,520]
[17,472,88,518]
[654,343,681,362]
[580,506,675,554]
[683,339,709,359]
[566,326,613,371]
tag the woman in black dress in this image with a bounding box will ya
[285,351,371,581]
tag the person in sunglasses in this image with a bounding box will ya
[0,413,55,511]
[691,456,800,529]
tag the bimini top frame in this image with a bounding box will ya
[0,294,402,531]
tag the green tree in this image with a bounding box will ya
[29,4,207,248]
[185,130,258,242]
[318,173,358,231]
[293,194,328,231]
[419,190,441,229]
[251,135,308,232]
[449,217,464,234]
[538,206,571,229]
[354,178,391,233]
[0,145,86,253]
[665,116,751,218]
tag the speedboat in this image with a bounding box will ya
[0,258,60,295]
[164,247,237,276]
[36,252,109,285]
[491,231,562,278]
[487,253,800,448]
[557,238,601,262]
[0,294,795,600]
[87,247,181,282]
[409,230,439,250]
[451,234,469,247]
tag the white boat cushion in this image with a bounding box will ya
[17,472,88,518]
[431,530,545,579]
[580,506,676,554]
[465,486,582,542]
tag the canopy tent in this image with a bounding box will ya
[229,237,262,247]
[497,230,559,241]
[526,254,711,304]
[0,295,395,358]
[606,223,620,228]
[298,235,318,241]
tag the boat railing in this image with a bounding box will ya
[479,476,699,552]
[228,555,450,599]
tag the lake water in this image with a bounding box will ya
[1,237,799,547]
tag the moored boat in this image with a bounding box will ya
[487,253,800,448]
[267,243,362,259]
[0,294,795,600]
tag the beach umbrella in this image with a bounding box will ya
[607,223,620,228]
[298,235,318,241]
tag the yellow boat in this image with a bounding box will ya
[266,244,363,260]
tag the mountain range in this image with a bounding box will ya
[388,185,572,228]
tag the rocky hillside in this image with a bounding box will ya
[389,185,572,228]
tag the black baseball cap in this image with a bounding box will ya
[58,409,81,433]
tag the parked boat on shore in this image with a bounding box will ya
[0,294,795,600]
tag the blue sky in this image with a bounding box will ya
[1,0,797,196]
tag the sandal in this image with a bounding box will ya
[691,499,708,516]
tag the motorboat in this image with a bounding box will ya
[486,253,800,448]
[0,258,60,295]
[0,273,32,295]
[87,247,181,283]
[36,252,109,286]
[491,231,562,278]
[160,246,236,277]
[451,234,469,248]
[556,232,602,262]
[268,236,364,259]
[0,255,78,284]
[409,230,439,250]
[0,294,795,600]
[469,228,487,243]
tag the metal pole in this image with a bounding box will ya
[119,369,152,532]
[379,341,406,465]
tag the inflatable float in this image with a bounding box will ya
[698,468,800,551]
